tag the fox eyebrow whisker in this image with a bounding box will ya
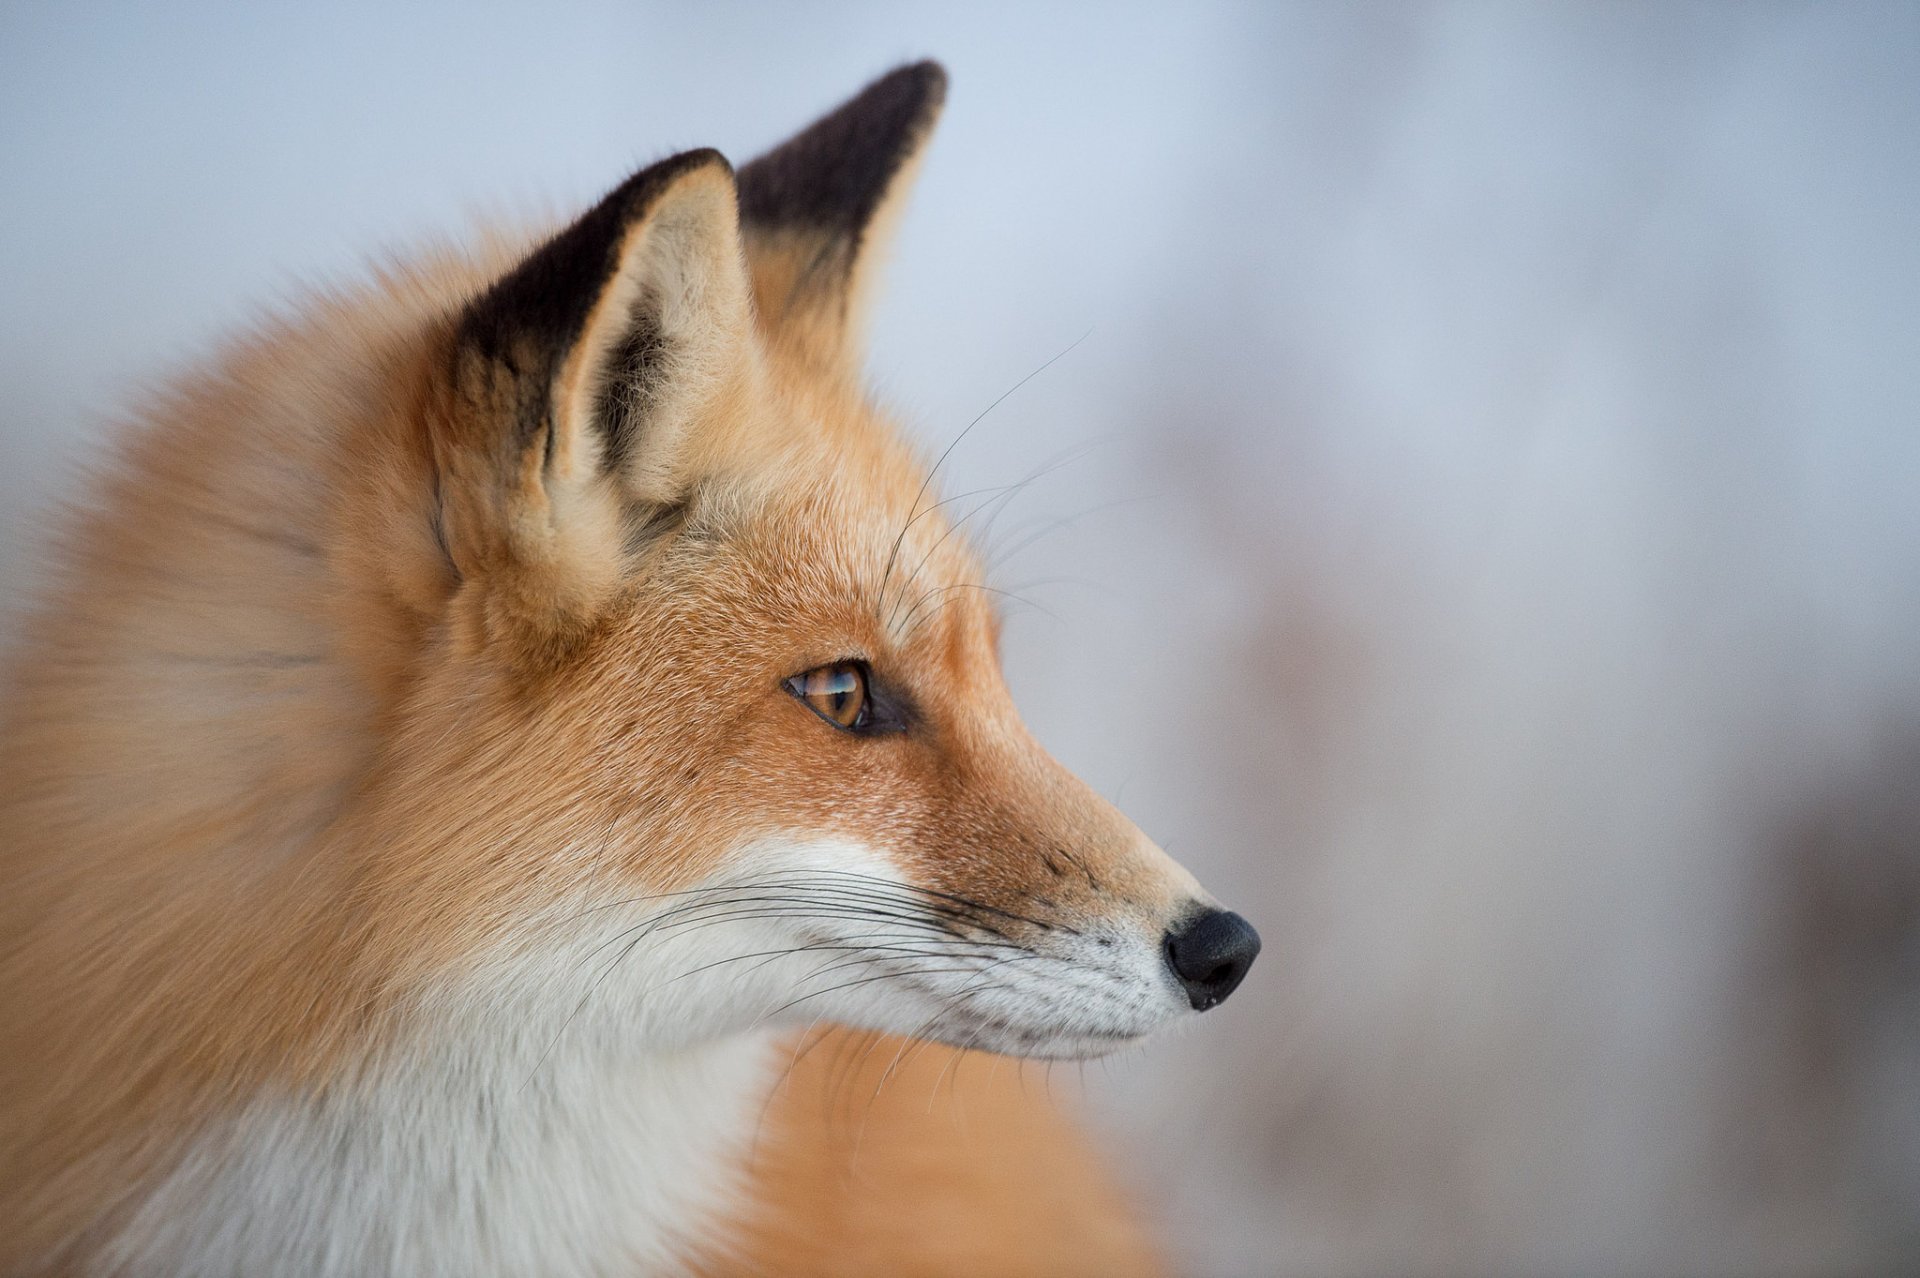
[884,438,1095,631]
[983,491,1155,576]
[896,580,1059,646]
[873,329,1092,627]
[883,474,1027,626]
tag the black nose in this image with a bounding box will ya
[1163,909,1261,1011]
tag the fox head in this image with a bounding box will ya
[327,62,1259,1065]
[0,62,1261,1271]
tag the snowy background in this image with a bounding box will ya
[4,3,1918,1274]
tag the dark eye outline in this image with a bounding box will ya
[782,659,910,736]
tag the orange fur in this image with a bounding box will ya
[0,63,1242,1274]
[702,1031,1163,1277]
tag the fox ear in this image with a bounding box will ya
[737,61,946,379]
[440,149,753,654]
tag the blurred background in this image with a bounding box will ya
[4,3,1917,1274]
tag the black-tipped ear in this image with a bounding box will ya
[439,149,753,656]
[737,61,946,375]
[455,149,750,495]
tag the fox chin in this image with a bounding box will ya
[0,61,1258,1277]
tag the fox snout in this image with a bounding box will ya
[829,716,1263,1052]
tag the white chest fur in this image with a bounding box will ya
[99,1031,775,1277]
[90,848,910,1276]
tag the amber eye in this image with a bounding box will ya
[785,661,871,731]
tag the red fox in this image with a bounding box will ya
[0,62,1259,1275]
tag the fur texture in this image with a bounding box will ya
[0,62,1232,1274]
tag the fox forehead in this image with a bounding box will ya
[646,403,1000,665]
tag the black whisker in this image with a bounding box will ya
[874,329,1092,622]
[883,441,1094,630]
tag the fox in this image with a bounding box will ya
[0,61,1260,1275]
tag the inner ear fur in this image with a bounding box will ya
[737,60,946,379]
[438,149,754,655]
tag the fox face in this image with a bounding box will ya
[345,64,1259,1066]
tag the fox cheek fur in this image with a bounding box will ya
[0,61,1256,1274]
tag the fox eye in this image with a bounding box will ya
[784,661,904,735]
